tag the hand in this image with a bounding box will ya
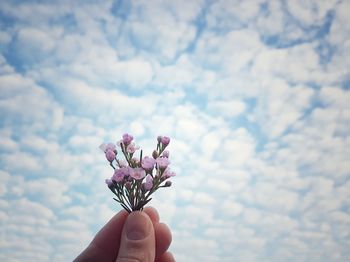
[74,207,174,262]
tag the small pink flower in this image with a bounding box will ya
[129,168,146,180]
[122,133,133,145]
[143,175,153,191]
[161,136,170,146]
[99,143,116,152]
[105,149,116,162]
[127,143,140,153]
[113,167,129,182]
[131,157,140,165]
[106,143,116,151]
[120,167,130,176]
[99,143,107,152]
[163,168,176,179]
[141,156,156,171]
[156,157,170,170]
[105,178,113,187]
[162,150,169,158]
[118,160,128,168]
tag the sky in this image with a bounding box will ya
[0,0,350,261]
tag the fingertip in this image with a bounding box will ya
[144,206,159,223]
[110,209,129,224]
[91,209,128,246]
[124,211,153,240]
[116,211,156,261]
[155,222,172,258]
[74,209,129,261]
[156,251,175,262]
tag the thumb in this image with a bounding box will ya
[116,211,155,262]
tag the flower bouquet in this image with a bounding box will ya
[100,134,175,213]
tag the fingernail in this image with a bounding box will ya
[126,212,151,240]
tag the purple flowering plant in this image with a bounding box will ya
[100,134,175,213]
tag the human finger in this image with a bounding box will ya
[154,222,172,258]
[116,211,156,262]
[74,210,128,262]
[144,206,160,223]
[155,251,175,262]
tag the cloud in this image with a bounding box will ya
[24,178,70,207]
[253,80,315,138]
[115,0,201,62]
[2,152,41,172]
[286,0,337,26]
[207,99,246,118]
[206,0,264,30]
[0,73,64,132]
[319,86,350,109]
[1,0,350,261]
[40,78,159,122]
[0,134,18,152]
[14,27,56,64]
[0,171,10,196]
[252,43,324,83]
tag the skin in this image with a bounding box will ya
[74,207,174,262]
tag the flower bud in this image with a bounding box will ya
[164,181,172,187]
[105,178,113,187]
[163,168,176,179]
[99,143,107,152]
[152,150,159,159]
[157,136,162,143]
[105,149,116,162]
[113,168,127,182]
[141,156,155,171]
[161,136,170,146]
[122,133,133,145]
[162,150,169,158]
[127,143,139,153]
[156,157,170,170]
[131,157,140,165]
[106,143,116,152]
[143,175,153,191]
[118,160,127,168]
[125,181,132,189]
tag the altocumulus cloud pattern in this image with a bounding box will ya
[1,0,350,261]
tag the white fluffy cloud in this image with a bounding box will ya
[286,0,337,26]
[1,0,350,261]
